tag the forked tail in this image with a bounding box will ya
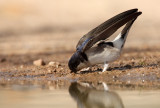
[112,18,137,49]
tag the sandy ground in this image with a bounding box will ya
[0,47,160,89]
[0,0,160,89]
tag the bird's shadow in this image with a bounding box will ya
[80,63,158,74]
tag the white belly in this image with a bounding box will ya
[86,46,121,65]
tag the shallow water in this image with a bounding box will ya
[0,82,160,108]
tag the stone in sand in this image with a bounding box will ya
[33,59,45,66]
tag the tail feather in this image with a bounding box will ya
[121,18,137,40]
[113,18,137,49]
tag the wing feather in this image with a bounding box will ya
[76,9,142,52]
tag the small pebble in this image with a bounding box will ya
[142,80,145,83]
[113,76,117,78]
[48,70,52,73]
[127,80,131,83]
[48,62,55,66]
[54,69,57,72]
[56,65,59,68]
[20,65,24,69]
[33,59,45,66]
[48,61,61,68]
[142,73,145,76]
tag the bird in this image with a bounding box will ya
[68,9,142,73]
[69,82,124,108]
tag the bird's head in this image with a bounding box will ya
[68,51,87,73]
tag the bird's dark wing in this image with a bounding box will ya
[76,9,142,52]
[76,8,137,49]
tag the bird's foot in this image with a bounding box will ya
[98,63,108,74]
[102,63,109,72]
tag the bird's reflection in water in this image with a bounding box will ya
[69,82,124,108]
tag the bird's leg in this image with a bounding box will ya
[102,63,109,72]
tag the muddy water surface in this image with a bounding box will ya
[0,82,160,108]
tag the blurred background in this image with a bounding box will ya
[0,0,160,54]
